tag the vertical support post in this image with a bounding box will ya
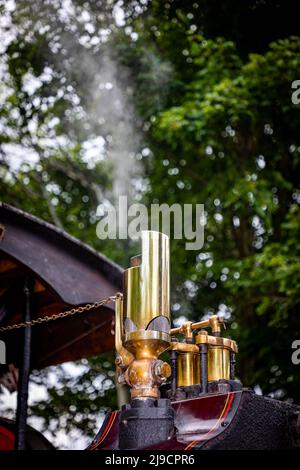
[170,349,177,400]
[230,351,236,380]
[15,278,33,450]
[200,344,208,394]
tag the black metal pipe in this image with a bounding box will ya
[15,278,33,450]
[200,344,208,394]
[170,350,177,400]
[230,351,236,380]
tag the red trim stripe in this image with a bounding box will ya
[185,392,234,450]
[89,411,117,450]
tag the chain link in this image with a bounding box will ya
[0,294,121,333]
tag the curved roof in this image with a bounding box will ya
[0,203,123,369]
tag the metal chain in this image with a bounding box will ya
[0,294,121,333]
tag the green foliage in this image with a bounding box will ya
[29,353,118,440]
[144,31,300,400]
[0,0,136,446]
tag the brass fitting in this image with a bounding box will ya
[175,321,194,342]
[195,333,237,382]
[115,231,171,400]
[125,359,171,398]
[177,352,200,387]
[115,293,134,377]
[170,314,223,338]
[209,315,221,336]
[170,315,237,387]
[169,342,200,388]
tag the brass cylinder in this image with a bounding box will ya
[121,231,171,399]
[123,266,141,326]
[207,346,230,382]
[177,352,200,387]
[123,230,170,330]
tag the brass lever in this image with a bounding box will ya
[170,314,222,338]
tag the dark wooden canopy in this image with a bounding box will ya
[0,203,123,370]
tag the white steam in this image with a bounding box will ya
[82,52,142,202]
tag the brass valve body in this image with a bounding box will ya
[195,332,237,383]
[207,347,230,382]
[177,352,200,387]
[125,358,171,399]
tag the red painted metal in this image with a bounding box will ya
[0,417,54,450]
[0,421,15,450]
[88,391,241,450]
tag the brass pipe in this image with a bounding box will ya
[124,231,170,330]
[115,293,134,371]
[170,314,221,337]
[115,293,124,355]
[120,231,171,399]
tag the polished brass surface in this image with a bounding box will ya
[178,321,193,341]
[156,361,172,380]
[115,293,124,353]
[177,352,200,387]
[171,316,237,386]
[170,342,199,353]
[125,358,171,399]
[123,266,141,328]
[115,294,134,371]
[195,332,236,381]
[115,228,240,398]
[124,230,170,330]
[140,230,170,324]
[117,231,171,399]
[124,332,170,360]
[207,346,230,381]
[124,329,170,344]
[170,339,202,388]
[124,330,170,355]
[195,332,238,353]
[170,314,222,337]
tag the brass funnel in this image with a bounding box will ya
[115,231,171,399]
[123,230,170,330]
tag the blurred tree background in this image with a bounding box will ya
[0,0,299,448]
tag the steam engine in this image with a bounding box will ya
[88,231,300,450]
